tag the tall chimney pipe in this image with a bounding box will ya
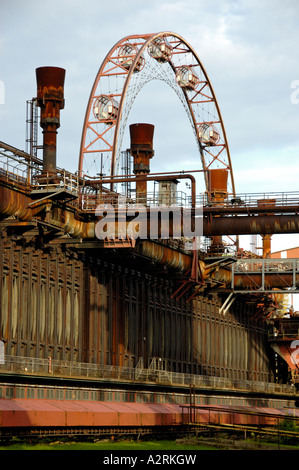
[257,199,275,258]
[130,123,154,203]
[36,66,65,177]
[208,169,228,254]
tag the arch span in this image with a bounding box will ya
[79,32,235,195]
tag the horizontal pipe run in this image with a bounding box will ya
[91,213,299,239]
[0,186,46,221]
[213,270,299,291]
[1,174,299,238]
[138,240,194,272]
[203,214,299,236]
[203,205,299,215]
[233,273,299,290]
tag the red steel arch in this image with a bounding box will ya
[79,32,235,195]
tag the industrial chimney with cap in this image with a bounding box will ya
[129,123,154,204]
[36,66,66,180]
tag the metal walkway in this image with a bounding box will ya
[230,258,299,294]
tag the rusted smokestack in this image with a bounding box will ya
[208,169,228,202]
[130,123,154,203]
[208,169,228,254]
[36,66,65,177]
[257,199,275,258]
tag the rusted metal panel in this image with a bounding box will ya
[1,399,298,429]
[0,399,186,428]
[0,399,66,427]
[114,403,143,427]
[0,234,277,382]
[270,342,299,372]
[0,240,83,361]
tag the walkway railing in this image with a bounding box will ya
[231,258,299,293]
[0,355,295,395]
[1,141,299,212]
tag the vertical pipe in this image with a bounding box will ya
[36,66,65,177]
[208,169,228,254]
[262,234,272,259]
[129,123,154,203]
[82,264,90,363]
[257,199,275,258]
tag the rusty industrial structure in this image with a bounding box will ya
[0,32,299,437]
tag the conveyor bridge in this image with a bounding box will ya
[229,258,299,294]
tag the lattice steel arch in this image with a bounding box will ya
[79,31,235,195]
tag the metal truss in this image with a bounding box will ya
[78,32,235,195]
[231,258,299,294]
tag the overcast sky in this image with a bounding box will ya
[1,0,299,254]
